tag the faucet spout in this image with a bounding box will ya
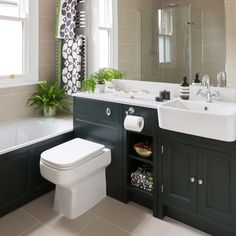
[196,74,219,102]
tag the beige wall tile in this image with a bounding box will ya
[39,17,56,42]
[39,66,57,82]
[39,41,57,66]
[39,0,57,18]
[0,88,11,97]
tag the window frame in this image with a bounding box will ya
[0,0,39,87]
[98,0,118,69]
[158,8,173,64]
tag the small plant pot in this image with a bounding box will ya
[43,107,56,117]
[96,84,106,93]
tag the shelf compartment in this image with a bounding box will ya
[128,132,153,159]
[127,185,153,200]
[128,154,153,165]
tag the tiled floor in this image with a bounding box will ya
[0,191,210,236]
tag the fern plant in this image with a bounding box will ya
[26,81,70,115]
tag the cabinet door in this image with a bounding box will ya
[162,139,197,211]
[0,151,30,210]
[74,119,123,201]
[198,149,236,226]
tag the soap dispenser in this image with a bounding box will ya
[192,73,201,86]
[180,76,190,100]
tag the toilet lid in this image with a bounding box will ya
[41,138,105,169]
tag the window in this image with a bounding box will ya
[158,8,173,63]
[0,0,38,86]
[99,0,117,68]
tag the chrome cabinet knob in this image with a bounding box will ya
[190,177,195,183]
[106,108,112,116]
[198,179,203,185]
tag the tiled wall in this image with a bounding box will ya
[225,0,236,87]
[118,0,161,81]
[0,0,57,122]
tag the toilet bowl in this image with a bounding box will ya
[40,138,111,219]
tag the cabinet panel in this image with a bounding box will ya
[162,139,197,211]
[0,132,73,217]
[74,97,121,125]
[74,118,123,201]
[0,152,30,207]
[198,149,236,226]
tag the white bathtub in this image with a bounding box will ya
[0,115,73,155]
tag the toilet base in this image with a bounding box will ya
[54,169,106,219]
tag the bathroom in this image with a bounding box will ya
[0,0,236,235]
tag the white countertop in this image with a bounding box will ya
[73,92,168,109]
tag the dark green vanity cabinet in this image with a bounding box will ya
[160,131,236,236]
[0,132,73,217]
[73,97,236,235]
[73,97,124,201]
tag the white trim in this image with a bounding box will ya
[112,0,118,69]
[98,0,118,69]
[0,15,26,21]
[0,80,39,88]
[0,0,38,87]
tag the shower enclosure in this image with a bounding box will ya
[141,4,203,84]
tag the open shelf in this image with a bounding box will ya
[127,185,153,200]
[128,154,153,165]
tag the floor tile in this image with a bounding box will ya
[133,215,210,236]
[47,211,98,236]
[22,191,59,224]
[0,209,39,236]
[21,224,61,236]
[79,217,131,236]
[90,197,150,233]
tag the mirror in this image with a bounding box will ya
[118,0,235,87]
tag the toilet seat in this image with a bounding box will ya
[41,138,105,171]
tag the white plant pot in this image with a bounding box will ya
[96,84,106,93]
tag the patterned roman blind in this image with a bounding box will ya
[56,0,86,95]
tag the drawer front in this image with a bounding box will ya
[123,105,158,135]
[74,97,122,125]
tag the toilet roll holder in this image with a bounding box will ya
[125,107,135,116]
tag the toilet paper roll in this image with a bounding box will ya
[124,115,144,132]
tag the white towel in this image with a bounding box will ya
[56,0,78,39]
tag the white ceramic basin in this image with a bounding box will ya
[158,99,236,142]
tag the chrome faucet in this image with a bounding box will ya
[196,75,220,102]
[217,70,226,87]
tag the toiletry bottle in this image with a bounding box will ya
[192,73,201,86]
[180,76,190,100]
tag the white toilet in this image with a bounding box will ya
[40,138,111,219]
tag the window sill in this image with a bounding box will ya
[0,80,39,89]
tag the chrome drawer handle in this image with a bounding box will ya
[198,179,203,185]
[190,177,195,183]
[106,108,112,116]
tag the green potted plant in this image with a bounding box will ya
[26,81,70,117]
[82,68,126,93]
